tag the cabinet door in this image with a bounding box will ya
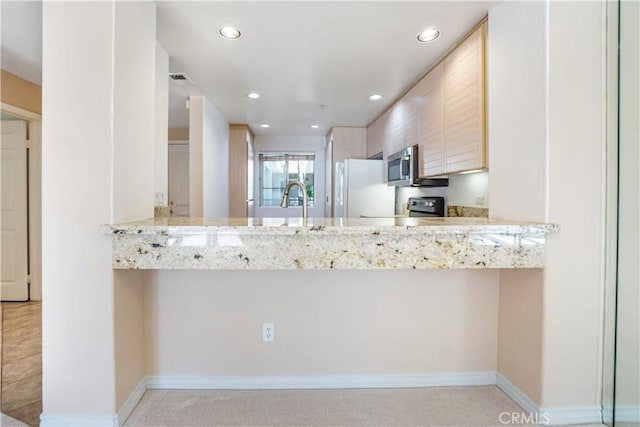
[380,108,393,156]
[387,101,405,153]
[228,125,249,217]
[366,118,383,159]
[417,62,445,177]
[403,85,419,150]
[443,24,486,174]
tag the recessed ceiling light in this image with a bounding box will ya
[311,125,320,129]
[260,124,270,128]
[219,26,241,40]
[369,94,383,101]
[417,28,440,43]
[247,92,260,99]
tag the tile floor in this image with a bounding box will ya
[1,302,42,427]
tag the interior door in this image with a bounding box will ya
[168,143,190,217]
[1,120,29,301]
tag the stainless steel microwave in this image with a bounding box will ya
[387,145,449,187]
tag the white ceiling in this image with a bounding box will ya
[1,1,492,136]
[0,1,42,85]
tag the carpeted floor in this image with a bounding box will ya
[124,386,552,427]
[1,412,30,426]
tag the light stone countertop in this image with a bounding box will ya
[103,217,559,270]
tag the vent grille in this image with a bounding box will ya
[169,73,193,85]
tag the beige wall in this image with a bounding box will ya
[497,269,543,404]
[487,0,546,404]
[488,0,607,410]
[114,270,145,409]
[145,270,500,376]
[0,69,41,114]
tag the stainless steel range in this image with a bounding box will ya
[407,196,445,217]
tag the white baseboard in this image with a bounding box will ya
[602,405,613,424]
[41,373,613,426]
[40,414,118,427]
[146,372,498,390]
[496,372,602,425]
[541,406,603,425]
[615,405,640,423]
[496,373,539,415]
[117,378,148,426]
[40,378,147,427]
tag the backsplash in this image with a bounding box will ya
[447,205,489,218]
[154,206,171,219]
[396,170,489,216]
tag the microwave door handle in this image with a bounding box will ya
[402,157,411,178]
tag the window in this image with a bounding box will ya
[259,153,315,207]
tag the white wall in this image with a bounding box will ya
[42,1,155,419]
[188,96,229,217]
[487,1,546,222]
[145,270,499,376]
[42,2,117,415]
[487,0,546,405]
[154,43,169,207]
[112,1,156,410]
[541,1,606,409]
[112,2,155,223]
[202,97,229,217]
[253,135,326,218]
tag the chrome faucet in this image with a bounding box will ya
[280,181,308,220]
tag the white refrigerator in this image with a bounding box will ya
[334,159,395,218]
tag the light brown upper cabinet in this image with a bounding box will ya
[442,23,486,174]
[365,117,383,159]
[228,124,255,217]
[366,20,487,177]
[417,62,445,177]
[403,85,419,151]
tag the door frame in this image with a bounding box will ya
[1,102,42,301]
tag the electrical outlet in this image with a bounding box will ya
[475,195,486,206]
[262,323,274,342]
[154,192,167,205]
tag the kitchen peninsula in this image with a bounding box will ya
[104,217,558,270]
